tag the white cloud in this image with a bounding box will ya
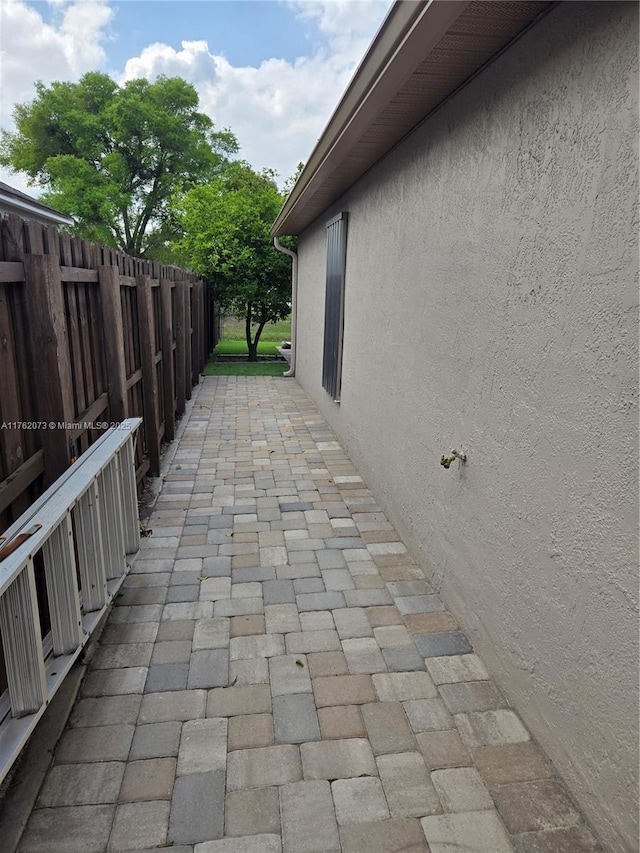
[0,0,391,195]
[0,0,113,192]
[120,0,391,185]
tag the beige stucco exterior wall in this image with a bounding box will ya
[292,4,638,851]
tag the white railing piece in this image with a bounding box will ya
[0,418,142,784]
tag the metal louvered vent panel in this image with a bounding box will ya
[322,213,348,402]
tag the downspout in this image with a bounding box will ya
[273,237,298,377]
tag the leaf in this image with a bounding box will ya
[198,575,209,581]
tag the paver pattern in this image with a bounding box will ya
[17,377,602,852]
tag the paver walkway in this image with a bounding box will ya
[17,377,602,853]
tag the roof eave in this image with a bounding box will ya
[271,0,555,238]
[0,192,75,227]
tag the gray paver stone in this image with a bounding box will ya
[382,645,427,672]
[332,608,373,639]
[92,642,153,670]
[421,811,513,853]
[317,550,347,569]
[339,818,429,853]
[431,767,494,812]
[139,690,207,723]
[178,718,227,774]
[193,618,230,650]
[118,757,176,802]
[263,579,296,604]
[323,569,355,590]
[265,604,301,634]
[152,641,193,664]
[169,771,225,843]
[109,800,171,851]
[394,595,445,615]
[280,780,340,853]
[38,762,125,807]
[454,709,530,748]
[194,836,281,853]
[145,663,189,693]
[377,751,441,818]
[296,591,346,611]
[229,658,270,685]
[438,680,506,714]
[225,786,281,836]
[229,634,285,660]
[414,632,473,657]
[403,698,453,732]
[342,638,387,674]
[269,654,312,696]
[373,672,437,702]
[343,589,393,607]
[387,581,433,597]
[18,805,115,853]
[82,667,148,697]
[228,713,274,750]
[313,674,377,706]
[207,684,272,717]
[300,738,377,780]
[227,744,302,790]
[188,649,229,688]
[273,693,321,743]
[425,653,489,684]
[331,777,390,825]
[294,578,326,594]
[361,702,417,755]
[69,695,141,728]
[56,725,134,763]
[285,630,341,653]
[130,721,182,760]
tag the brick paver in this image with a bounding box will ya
[16,376,603,852]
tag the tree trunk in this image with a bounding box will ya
[245,303,255,361]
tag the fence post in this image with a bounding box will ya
[136,274,160,476]
[191,281,200,387]
[174,281,187,416]
[98,265,128,424]
[160,279,175,442]
[23,254,74,487]
[184,282,193,402]
[199,281,206,371]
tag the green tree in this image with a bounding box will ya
[0,72,238,257]
[174,161,294,361]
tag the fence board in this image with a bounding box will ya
[98,265,128,424]
[0,213,206,523]
[160,281,175,441]
[136,275,160,477]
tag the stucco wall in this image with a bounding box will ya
[293,4,638,851]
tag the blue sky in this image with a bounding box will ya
[31,1,323,68]
[1,0,391,191]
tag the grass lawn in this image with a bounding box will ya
[203,361,288,376]
[206,315,291,374]
[221,315,291,342]
[214,339,280,357]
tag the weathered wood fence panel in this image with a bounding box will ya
[0,214,208,701]
[0,214,207,532]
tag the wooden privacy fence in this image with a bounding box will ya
[0,213,210,536]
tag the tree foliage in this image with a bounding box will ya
[174,161,294,361]
[0,72,238,257]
